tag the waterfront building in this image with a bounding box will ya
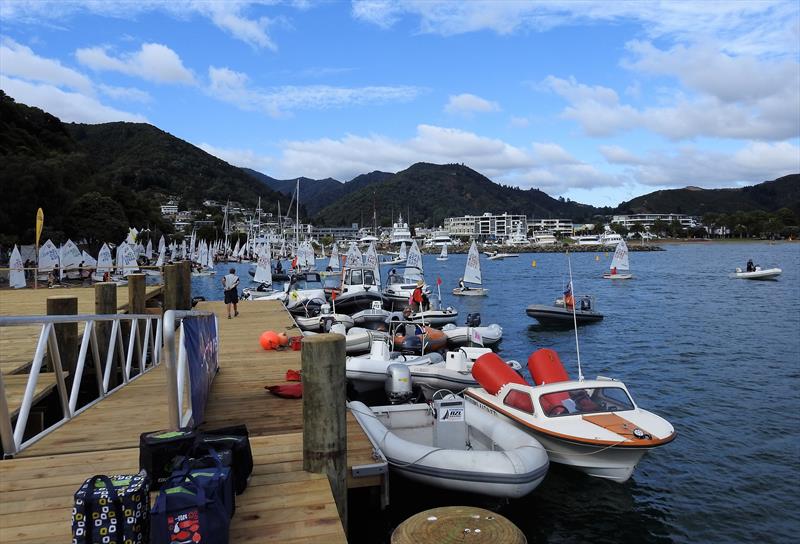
[530,218,573,236]
[444,212,527,242]
[312,225,360,240]
[611,214,698,229]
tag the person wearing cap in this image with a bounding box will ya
[410,279,429,312]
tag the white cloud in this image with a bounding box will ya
[98,84,152,103]
[598,141,800,188]
[0,75,147,123]
[444,93,500,115]
[509,116,530,128]
[350,1,799,57]
[2,1,283,50]
[196,143,275,172]
[531,142,577,164]
[0,38,93,93]
[76,43,195,84]
[207,65,423,117]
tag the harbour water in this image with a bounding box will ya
[194,241,800,543]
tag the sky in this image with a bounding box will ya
[1,0,799,207]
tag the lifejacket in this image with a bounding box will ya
[411,287,424,303]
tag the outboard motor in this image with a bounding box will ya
[399,334,422,355]
[465,313,481,327]
[385,363,413,403]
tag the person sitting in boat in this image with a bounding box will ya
[458,277,469,291]
[580,297,592,311]
[275,260,283,274]
[746,259,755,272]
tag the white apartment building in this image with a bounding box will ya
[160,203,178,216]
[530,218,573,236]
[611,214,698,229]
[445,212,527,241]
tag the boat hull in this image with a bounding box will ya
[732,268,782,280]
[525,305,603,325]
[442,324,502,346]
[603,273,633,280]
[452,288,488,296]
[350,401,549,498]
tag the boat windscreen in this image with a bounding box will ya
[540,387,634,417]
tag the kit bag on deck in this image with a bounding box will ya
[195,424,253,495]
[172,448,236,518]
[71,471,150,544]
[139,429,198,490]
[150,474,230,544]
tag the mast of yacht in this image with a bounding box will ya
[223,198,230,259]
[295,178,300,252]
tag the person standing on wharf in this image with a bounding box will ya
[222,268,240,319]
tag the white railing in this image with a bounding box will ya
[162,310,218,431]
[0,313,162,457]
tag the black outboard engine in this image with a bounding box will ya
[399,334,422,355]
[465,313,481,327]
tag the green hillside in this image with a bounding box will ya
[615,174,800,217]
[314,162,602,226]
[0,91,289,245]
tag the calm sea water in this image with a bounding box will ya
[194,241,800,543]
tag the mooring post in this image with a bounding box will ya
[178,261,191,310]
[163,264,179,312]
[95,282,118,388]
[127,273,146,364]
[302,333,348,531]
[46,296,78,377]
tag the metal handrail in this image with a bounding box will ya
[0,313,163,457]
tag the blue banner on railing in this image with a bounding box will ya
[181,315,219,428]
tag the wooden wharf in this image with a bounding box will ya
[0,289,384,543]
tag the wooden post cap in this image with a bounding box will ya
[391,507,526,544]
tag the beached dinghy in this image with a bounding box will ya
[350,397,549,498]
[731,266,782,280]
[465,350,675,482]
[346,339,442,393]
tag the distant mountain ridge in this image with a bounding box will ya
[614,174,800,217]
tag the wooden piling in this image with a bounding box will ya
[302,333,347,530]
[162,264,179,312]
[178,261,191,310]
[391,506,526,544]
[127,274,146,315]
[46,296,78,376]
[94,283,118,387]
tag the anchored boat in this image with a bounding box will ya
[350,397,549,498]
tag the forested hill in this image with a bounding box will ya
[0,91,290,245]
[314,162,601,227]
[615,174,800,217]
[243,168,394,216]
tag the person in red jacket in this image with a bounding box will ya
[410,280,429,312]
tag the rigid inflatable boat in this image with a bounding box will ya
[346,340,442,393]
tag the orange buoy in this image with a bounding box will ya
[277,332,289,346]
[260,330,279,350]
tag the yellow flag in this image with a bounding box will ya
[35,208,44,247]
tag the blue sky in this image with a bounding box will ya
[1,1,798,207]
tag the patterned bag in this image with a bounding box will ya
[71,471,150,544]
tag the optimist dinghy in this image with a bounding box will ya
[465,350,675,482]
[350,397,549,498]
[603,238,633,280]
[453,241,488,296]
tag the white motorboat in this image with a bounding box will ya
[465,350,675,482]
[408,347,502,396]
[389,214,414,245]
[383,265,425,309]
[351,301,392,328]
[441,323,503,347]
[485,252,517,260]
[453,241,487,296]
[396,307,459,327]
[295,304,355,332]
[346,339,442,393]
[332,266,384,314]
[731,266,782,280]
[350,397,549,498]
[325,324,391,354]
[436,244,448,261]
[603,238,633,280]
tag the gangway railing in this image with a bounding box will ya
[0,313,162,457]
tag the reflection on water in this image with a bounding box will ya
[195,242,800,543]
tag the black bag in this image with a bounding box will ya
[195,424,253,495]
[172,449,235,518]
[71,471,150,544]
[150,474,230,544]
[139,429,197,490]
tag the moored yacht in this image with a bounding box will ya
[390,214,414,245]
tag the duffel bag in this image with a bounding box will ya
[71,471,150,544]
[139,429,197,490]
[150,474,230,544]
[195,424,253,495]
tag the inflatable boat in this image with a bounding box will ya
[731,266,782,280]
[441,323,503,347]
[346,340,443,393]
[526,296,603,326]
[408,347,522,398]
[392,323,448,354]
[323,324,391,354]
[464,351,675,482]
[350,397,548,498]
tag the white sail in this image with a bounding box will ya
[97,243,112,274]
[364,242,381,286]
[237,241,247,258]
[404,240,423,281]
[189,233,196,261]
[345,243,363,269]
[158,235,166,259]
[197,241,208,267]
[180,240,187,260]
[206,244,215,269]
[81,250,97,268]
[9,245,26,289]
[398,242,407,260]
[117,243,138,276]
[38,239,59,273]
[145,240,153,260]
[155,245,165,267]
[328,244,340,270]
[610,239,630,271]
[440,244,448,258]
[463,241,482,285]
[60,239,83,278]
[304,242,316,270]
[232,239,240,257]
[253,242,272,285]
